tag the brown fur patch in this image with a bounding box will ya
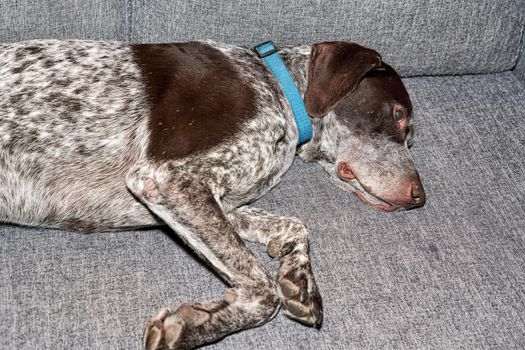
[132,42,256,161]
[304,41,382,118]
[334,63,413,143]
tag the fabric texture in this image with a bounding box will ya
[129,0,525,76]
[0,0,130,42]
[1,72,524,349]
[1,1,524,76]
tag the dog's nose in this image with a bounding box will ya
[410,182,426,207]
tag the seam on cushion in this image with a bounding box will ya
[126,0,133,43]
[511,24,525,71]
[511,23,525,88]
[510,0,525,73]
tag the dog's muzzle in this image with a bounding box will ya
[337,161,426,211]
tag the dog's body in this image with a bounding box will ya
[0,40,298,231]
[0,39,425,349]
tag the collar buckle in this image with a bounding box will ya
[252,41,279,58]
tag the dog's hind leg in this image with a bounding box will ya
[126,163,280,350]
[229,206,323,328]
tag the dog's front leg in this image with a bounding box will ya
[229,207,323,328]
[126,163,280,350]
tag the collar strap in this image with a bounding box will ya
[252,41,313,145]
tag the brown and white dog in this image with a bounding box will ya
[0,39,425,349]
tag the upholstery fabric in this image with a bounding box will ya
[0,0,129,42]
[514,29,525,84]
[1,72,524,349]
[131,0,525,76]
[1,0,524,76]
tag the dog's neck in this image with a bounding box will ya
[279,46,335,162]
[279,45,310,95]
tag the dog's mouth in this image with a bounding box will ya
[336,161,401,212]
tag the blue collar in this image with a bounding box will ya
[253,41,313,145]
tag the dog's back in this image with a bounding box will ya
[0,40,158,230]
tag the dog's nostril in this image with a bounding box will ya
[412,185,422,199]
[411,183,425,205]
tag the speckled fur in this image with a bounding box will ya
[0,40,160,230]
[0,40,418,349]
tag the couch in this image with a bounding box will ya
[1,1,524,348]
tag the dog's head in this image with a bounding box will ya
[301,41,425,211]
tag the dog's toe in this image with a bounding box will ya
[144,308,186,350]
[143,304,216,350]
[277,259,323,328]
[280,280,323,328]
[144,308,170,350]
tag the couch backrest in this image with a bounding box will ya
[1,0,524,77]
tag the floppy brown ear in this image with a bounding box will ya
[304,41,382,118]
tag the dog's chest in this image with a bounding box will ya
[169,88,299,210]
[209,114,297,210]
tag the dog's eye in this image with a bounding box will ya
[393,106,406,122]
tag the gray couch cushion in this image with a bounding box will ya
[1,1,524,77]
[130,0,525,76]
[1,71,524,349]
[0,0,129,42]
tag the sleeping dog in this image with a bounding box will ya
[0,39,425,349]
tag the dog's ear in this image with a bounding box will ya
[304,41,382,118]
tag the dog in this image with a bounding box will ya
[0,39,425,349]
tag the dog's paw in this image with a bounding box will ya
[277,255,323,328]
[143,305,211,350]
